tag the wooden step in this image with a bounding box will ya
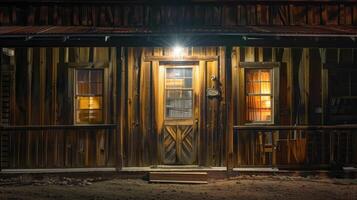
[149,172,208,184]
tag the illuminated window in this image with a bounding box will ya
[75,69,103,124]
[165,68,193,118]
[245,69,273,123]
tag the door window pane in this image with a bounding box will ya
[165,68,193,118]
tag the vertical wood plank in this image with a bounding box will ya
[224,46,233,170]
[116,46,124,168]
[152,60,162,165]
[39,48,46,167]
[232,47,240,167]
[30,48,40,168]
[51,48,59,167]
[93,47,109,167]
[198,60,207,166]
[139,49,151,165]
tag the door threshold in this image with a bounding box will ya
[121,166,227,172]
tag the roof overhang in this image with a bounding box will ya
[0,26,356,47]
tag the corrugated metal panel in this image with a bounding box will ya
[0,26,356,37]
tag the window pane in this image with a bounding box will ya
[246,70,260,82]
[166,68,192,89]
[166,89,193,118]
[75,69,104,124]
[77,70,89,82]
[246,96,272,122]
[247,110,261,121]
[76,70,90,95]
[77,110,90,123]
[76,70,104,95]
[261,96,271,108]
[77,96,102,110]
[246,82,260,94]
[166,99,192,109]
[184,78,192,88]
[90,70,103,82]
[165,68,193,119]
[77,82,90,95]
[166,78,192,88]
[261,82,271,94]
[261,110,272,121]
[245,69,273,123]
[260,70,271,81]
[90,83,103,95]
[246,96,261,109]
[166,90,192,99]
[88,110,103,123]
[166,68,192,78]
[166,68,180,78]
[76,110,103,124]
[166,108,192,118]
[166,79,184,88]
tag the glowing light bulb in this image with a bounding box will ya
[173,45,184,57]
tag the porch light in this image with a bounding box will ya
[173,45,184,57]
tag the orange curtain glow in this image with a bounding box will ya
[246,69,272,123]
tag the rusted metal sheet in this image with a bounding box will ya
[0,25,357,37]
[0,2,356,27]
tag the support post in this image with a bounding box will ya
[115,46,123,170]
[225,46,233,172]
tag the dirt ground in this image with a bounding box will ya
[0,175,356,200]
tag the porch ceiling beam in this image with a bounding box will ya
[0,35,356,48]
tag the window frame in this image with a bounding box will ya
[74,68,104,124]
[240,62,280,125]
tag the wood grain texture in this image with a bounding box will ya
[0,2,355,27]
[3,46,357,169]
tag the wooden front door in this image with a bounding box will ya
[160,65,198,165]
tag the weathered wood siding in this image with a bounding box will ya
[1,46,356,168]
[123,47,226,167]
[2,47,119,168]
[0,1,356,27]
[231,47,357,167]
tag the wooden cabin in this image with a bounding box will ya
[0,0,356,172]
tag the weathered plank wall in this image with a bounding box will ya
[4,47,119,168]
[0,2,356,27]
[231,47,357,167]
[123,47,226,167]
[2,46,357,168]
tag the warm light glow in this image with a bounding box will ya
[78,96,101,109]
[261,82,271,94]
[246,69,273,123]
[173,45,184,57]
[166,79,184,88]
[261,96,271,108]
